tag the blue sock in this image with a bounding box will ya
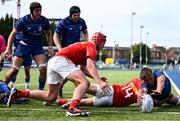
[38,77,46,90]
[25,77,30,83]
[11,75,17,83]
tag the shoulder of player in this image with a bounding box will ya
[78,17,86,22]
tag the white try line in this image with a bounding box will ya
[0,107,180,115]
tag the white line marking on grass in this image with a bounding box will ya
[14,84,25,86]
[1,108,180,115]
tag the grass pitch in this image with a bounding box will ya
[0,68,180,121]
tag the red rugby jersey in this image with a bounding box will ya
[112,78,142,107]
[55,41,97,66]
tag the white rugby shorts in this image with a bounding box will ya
[47,56,79,84]
[93,85,114,106]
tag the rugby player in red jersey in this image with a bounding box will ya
[7,32,110,116]
[57,77,145,107]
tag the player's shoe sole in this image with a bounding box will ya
[66,109,90,116]
[7,88,17,107]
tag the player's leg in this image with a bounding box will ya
[59,79,68,98]
[24,66,31,90]
[80,98,94,106]
[7,59,62,107]
[67,70,90,101]
[32,46,47,90]
[51,56,90,116]
[23,56,32,90]
[167,93,180,105]
[3,56,23,84]
[86,84,98,95]
[9,72,18,89]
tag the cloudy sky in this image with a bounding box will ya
[0,0,180,48]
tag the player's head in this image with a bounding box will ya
[69,6,81,16]
[69,6,81,22]
[140,67,154,84]
[91,32,106,51]
[30,2,42,17]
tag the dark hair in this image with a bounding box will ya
[69,6,81,16]
[30,2,42,14]
[140,67,153,81]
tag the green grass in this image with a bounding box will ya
[0,68,180,121]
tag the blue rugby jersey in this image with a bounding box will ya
[14,32,23,47]
[0,81,10,104]
[55,16,87,47]
[141,69,171,100]
[15,14,50,46]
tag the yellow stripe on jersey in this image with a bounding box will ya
[129,82,139,95]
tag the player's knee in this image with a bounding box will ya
[38,63,47,70]
[39,63,47,73]
[11,65,20,72]
[84,80,90,88]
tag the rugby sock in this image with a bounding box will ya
[11,78,16,83]
[25,77,30,83]
[25,77,30,90]
[9,81,15,89]
[17,90,30,98]
[38,77,46,90]
[69,99,80,109]
[10,74,17,88]
[57,98,68,106]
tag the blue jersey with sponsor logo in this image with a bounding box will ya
[142,69,171,100]
[55,16,87,47]
[15,14,50,46]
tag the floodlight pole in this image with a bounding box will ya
[146,32,150,66]
[139,25,144,68]
[130,12,136,68]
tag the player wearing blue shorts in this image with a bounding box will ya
[53,6,88,97]
[140,67,180,106]
[9,32,32,90]
[3,2,53,90]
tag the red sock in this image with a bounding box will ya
[69,99,80,109]
[57,98,68,105]
[17,90,30,98]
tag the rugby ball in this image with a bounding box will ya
[139,94,154,113]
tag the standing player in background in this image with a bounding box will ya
[53,6,88,97]
[3,2,53,90]
[7,32,110,117]
[0,35,6,71]
[53,5,88,50]
[9,32,32,90]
